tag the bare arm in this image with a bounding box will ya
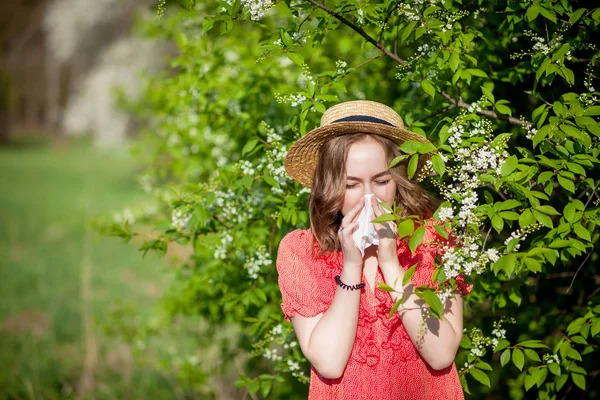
[371,197,463,370]
[290,198,366,380]
[380,267,464,370]
[291,265,362,379]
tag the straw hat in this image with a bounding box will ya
[284,100,434,187]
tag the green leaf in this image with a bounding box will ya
[263,175,280,188]
[260,380,272,397]
[569,8,586,24]
[418,288,444,319]
[399,140,425,154]
[524,349,541,362]
[571,373,586,390]
[532,209,553,228]
[500,349,511,367]
[466,68,487,78]
[501,155,518,176]
[417,143,436,154]
[407,154,419,179]
[242,139,259,155]
[498,199,521,210]
[516,340,549,349]
[519,209,536,228]
[557,174,575,193]
[313,101,326,113]
[409,226,426,253]
[548,362,561,376]
[449,52,460,71]
[433,224,448,239]
[397,219,415,239]
[475,361,493,371]
[402,263,418,287]
[377,282,396,292]
[286,52,304,66]
[513,348,525,371]
[584,106,600,116]
[566,162,586,176]
[496,103,512,116]
[590,319,600,337]
[481,86,495,103]
[526,5,540,21]
[372,214,398,223]
[469,368,490,387]
[431,154,445,176]
[388,298,402,319]
[401,20,418,42]
[534,205,560,215]
[495,339,510,352]
[421,80,435,98]
[573,223,591,241]
[539,6,557,23]
[389,154,408,168]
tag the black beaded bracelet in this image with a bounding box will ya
[334,275,365,290]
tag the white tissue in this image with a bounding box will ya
[351,194,389,256]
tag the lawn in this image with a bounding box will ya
[0,139,178,399]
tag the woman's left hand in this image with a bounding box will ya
[371,196,400,272]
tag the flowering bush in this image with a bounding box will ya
[102,1,600,398]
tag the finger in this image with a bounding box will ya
[342,197,364,226]
[338,220,358,242]
[371,196,383,218]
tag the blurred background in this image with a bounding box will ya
[0,0,189,398]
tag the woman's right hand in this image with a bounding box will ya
[338,197,364,269]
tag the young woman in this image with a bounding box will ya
[277,100,470,399]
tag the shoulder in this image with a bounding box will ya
[277,229,316,259]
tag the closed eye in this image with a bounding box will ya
[346,183,358,189]
[375,180,391,185]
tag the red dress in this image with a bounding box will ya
[276,225,471,400]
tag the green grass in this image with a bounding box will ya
[0,139,176,399]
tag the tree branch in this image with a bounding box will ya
[440,92,533,126]
[378,1,400,45]
[307,0,534,127]
[306,0,406,65]
[566,251,593,294]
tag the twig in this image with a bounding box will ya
[307,0,535,127]
[378,1,400,45]
[582,181,600,214]
[306,0,406,65]
[414,104,456,123]
[566,251,593,294]
[440,92,533,126]
[481,226,492,252]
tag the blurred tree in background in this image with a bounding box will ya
[98,0,600,399]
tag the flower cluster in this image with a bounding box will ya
[504,223,543,252]
[275,93,308,108]
[512,29,568,60]
[243,245,272,279]
[240,0,273,21]
[335,60,348,75]
[171,207,191,231]
[580,61,599,107]
[543,353,561,365]
[251,323,308,383]
[212,188,264,225]
[213,232,233,260]
[459,318,515,366]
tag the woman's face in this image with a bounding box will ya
[340,137,397,216]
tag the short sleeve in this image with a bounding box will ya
[276,229,336,321]
[400,224,472,296]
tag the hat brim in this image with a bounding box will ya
[284,121,433,187]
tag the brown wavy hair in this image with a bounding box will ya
[309,133,436,254]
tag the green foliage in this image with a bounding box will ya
[106,0,600,398]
